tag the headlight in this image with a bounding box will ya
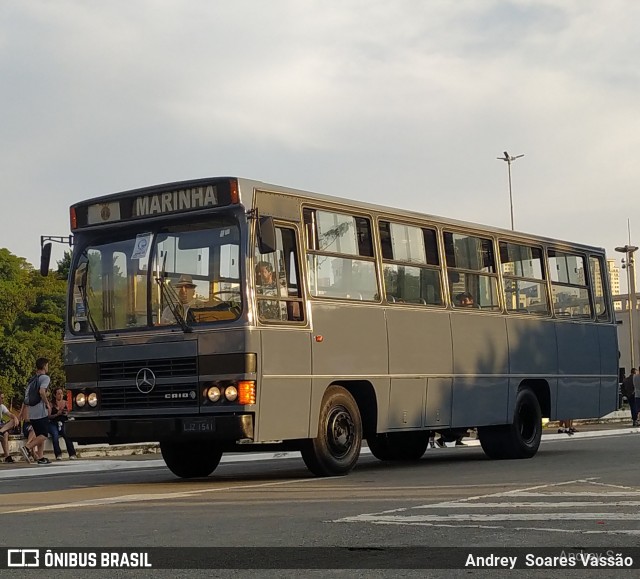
[207,386,221,402]
[224,385,238,402]
[87,392,98,407]
[76,393,86,408]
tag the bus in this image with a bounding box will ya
[41,177,619,478]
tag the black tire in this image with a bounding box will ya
[367,432,429,461]
[160,440,223,478]
[478,387,542,460]
[301,386,362,476]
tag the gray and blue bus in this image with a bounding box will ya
[42,177,618,477]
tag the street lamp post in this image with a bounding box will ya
[497,151,524,230]
[615,244,639,370]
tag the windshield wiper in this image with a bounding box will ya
[78,280,103,341]
[154,271,193,333]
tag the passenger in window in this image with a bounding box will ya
[255,261,285,320]
[255,261,277,295]
[161,274,197,324]
[455,292,475,308]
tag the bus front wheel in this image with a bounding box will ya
[301,386,362,477]
[478,387,542,460]
[367,432,429,461]
[160,440,223,478]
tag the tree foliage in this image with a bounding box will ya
[0,249,67,408]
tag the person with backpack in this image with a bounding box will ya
[19,357,52,465]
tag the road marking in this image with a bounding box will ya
[333,478,640,535]
[3,477,320,514]
[416,501,640,508]
[348,512,640,522]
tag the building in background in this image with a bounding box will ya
[608,259,621,310]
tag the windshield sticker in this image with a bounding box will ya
[131,233,152,260]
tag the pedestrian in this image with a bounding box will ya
[48,387,77,460]
[19,357,52,465]
[621,368,638,427]
[634,367,640,426]
[558,419,578,435]
[0,393,20,463]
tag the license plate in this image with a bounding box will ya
[183,419,216,433]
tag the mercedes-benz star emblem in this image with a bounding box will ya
[135,368,156,394]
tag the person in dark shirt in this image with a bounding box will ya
[621,368,638,427]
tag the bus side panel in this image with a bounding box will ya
[506,317,558,421]
[556,323,600,419]
[506,318,558,375]
[256,328,312,441]
[425,377,452,429]
[597,324,620,417]
[450,314,509,426]
[308,303,389,435]
[386,308,452,431]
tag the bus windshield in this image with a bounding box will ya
[70,217,242,334]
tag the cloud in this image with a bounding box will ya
[1,0,639,287]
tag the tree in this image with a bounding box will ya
[57,250,71,279]
[0,249,66,405]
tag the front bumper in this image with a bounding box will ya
[65,414,254,444]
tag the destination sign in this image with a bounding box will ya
[75,180,237,229]
[134,185,218,217]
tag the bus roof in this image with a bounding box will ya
[72,176,606,255]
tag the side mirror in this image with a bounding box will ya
[40,243,52,277]
[258,216,277,254]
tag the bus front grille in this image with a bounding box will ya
[99,357,197,381]
[99,383,199,410]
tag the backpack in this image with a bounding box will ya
[25,375,42,406]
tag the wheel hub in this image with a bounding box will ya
[326,406,354,458]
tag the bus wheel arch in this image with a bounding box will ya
[301,384,363,477]
[160,440,223,478]
[478,386,542,460]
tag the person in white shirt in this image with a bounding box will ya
[0,392,20,463]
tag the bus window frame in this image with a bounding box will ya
[546,247,594,320]
[442,228,502,312]
[303,206,380,303]
[252,219,307,326]
[497,239,551,317]
[377,217,444,307]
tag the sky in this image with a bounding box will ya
[2,1,639,290]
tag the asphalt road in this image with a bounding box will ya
[1,433,639,577]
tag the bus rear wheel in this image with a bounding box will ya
[160,440,223,478]
[478,387,542,459]
[301,386,362,477]
[367,432,429,461]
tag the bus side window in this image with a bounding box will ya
[379,220,443,306]
[444,231,500,310]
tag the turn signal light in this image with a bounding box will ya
[238,381,256,405]
[229,179,239,204]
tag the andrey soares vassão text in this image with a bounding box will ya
[465,551,634,569]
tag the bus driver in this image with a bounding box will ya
[161,274,197,324]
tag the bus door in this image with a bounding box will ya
[254,223,311,441]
